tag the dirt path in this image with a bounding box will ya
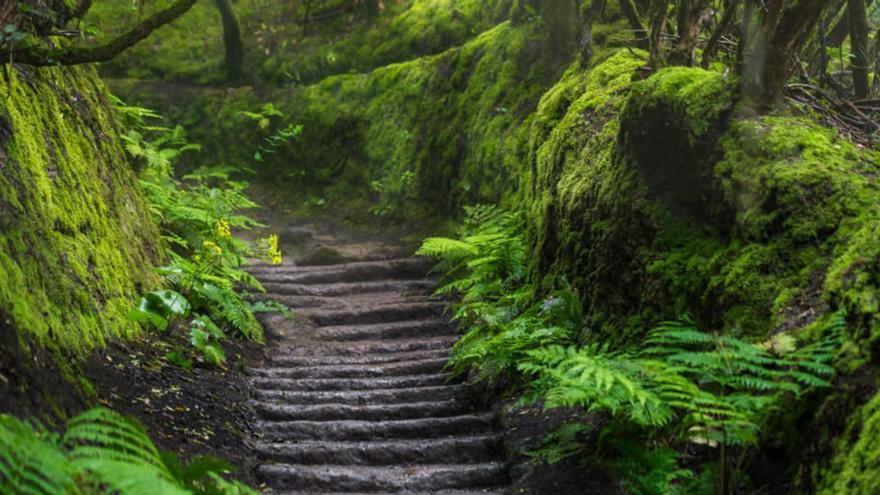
[246,252,508,493]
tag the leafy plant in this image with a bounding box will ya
[520,314,843,493]
[0,408,257,495]
[116,98,286,366]
[420,205,846,495]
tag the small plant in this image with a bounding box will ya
[239,103,302,162]
[0,407,257,494]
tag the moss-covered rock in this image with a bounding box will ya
[0,65,161,358]
[816,386,880,495]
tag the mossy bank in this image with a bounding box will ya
[0,64,161,415]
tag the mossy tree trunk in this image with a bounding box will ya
[847,0,870,99]
[215,0,245,84]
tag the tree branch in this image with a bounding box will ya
[5,0,198,66]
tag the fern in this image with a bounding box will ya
[0,416,78,495]
[119,103,280,363]
[0,408,257,495]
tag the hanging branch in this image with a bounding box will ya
[3,0,198,66]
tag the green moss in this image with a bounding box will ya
[626,67,733,143]
[818,388,880,495]
[0,65,161,357]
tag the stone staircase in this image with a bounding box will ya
[247,257,508,494]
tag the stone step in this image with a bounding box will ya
[252,291,434,310]
[302,302,446,326]
[256,413,498,442]
[250,358,449,379]
[250,373,454,392]
[268,348,450,367]
[253,384,466,405]
[260,279,435,297]
[256,434,503,465]
[253,399,473,421]
[313,319,454,341]
[257,463,507,492]
[250,258,431,284]
[276,490,504,495]
[289,336,458,355]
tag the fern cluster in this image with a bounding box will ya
[418,205,546,380]
[0,407,257,495]
[117,99,286,366]
[419,205,847,495]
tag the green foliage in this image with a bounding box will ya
[117,98,285,364]
[423,206,846,494]
[0,408,257,495]
[606,440,694,495]
[419,205,547,380]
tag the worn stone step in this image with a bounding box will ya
[276,490,504,495]
[256,434,503,465]
[253,399,473,421]
[250,258,431,284]
[250,358,449,379]
[314,319,454,341]
[268,348,450,367]
[260,279,436,297]
[257,463,507,491]
[254,384,466,405]
[250,373,454,392]
[302,302,446,326]
[274,338,458,357]
[256,413,497,442]
[252,291,434,310]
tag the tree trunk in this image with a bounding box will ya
[647,0,669,69]
[579,0,608,61]
[847,0,870,99]
[670,0,711,65]
[541,0,583,63]
[619,0,649,49]
[215,0,244,84]
[701,0,740,67]
[742,0,829,111]
[365,0,380,20]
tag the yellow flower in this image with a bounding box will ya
[216,219,231,238]
[202,240,223,256]
[266,234,282,265]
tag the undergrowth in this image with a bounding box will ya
[419,206,846,495]
[115,98,285,367]
[0,407,256,494]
